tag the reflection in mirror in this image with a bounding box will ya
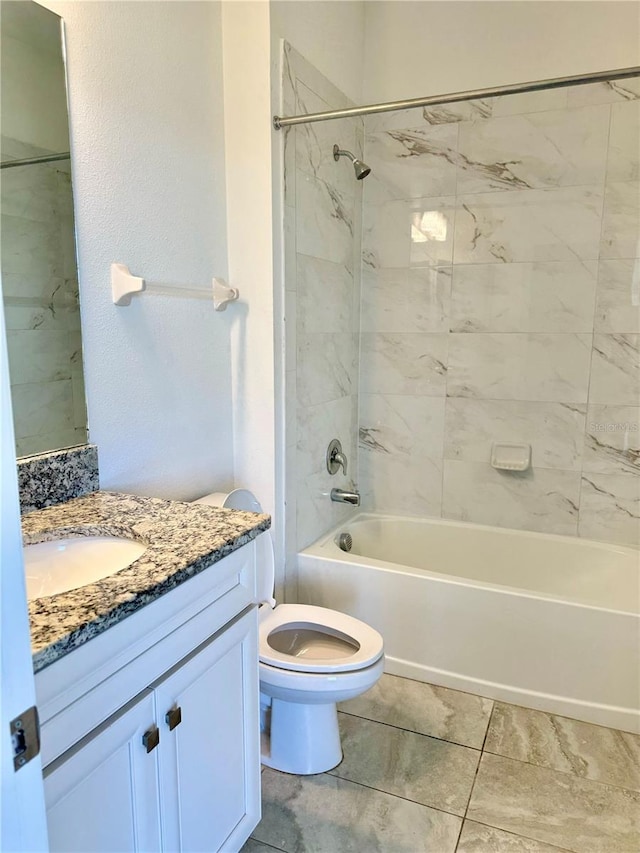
[1,0,88,458]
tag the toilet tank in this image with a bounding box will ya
[192,490,275,607]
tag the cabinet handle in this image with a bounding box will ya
[165,706,182,731]
[142,725,160,753]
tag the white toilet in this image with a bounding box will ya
[194,489,385,775]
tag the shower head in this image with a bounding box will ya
[333,144,371,180]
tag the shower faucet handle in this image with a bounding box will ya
[326,439,348,476]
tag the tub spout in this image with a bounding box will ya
[331,488,360,506]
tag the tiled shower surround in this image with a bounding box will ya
[358,79,640,547]
[283,52,639,553]
[1,136,88,457]
[282,44,364,558]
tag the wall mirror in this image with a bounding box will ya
[1,0,88,458]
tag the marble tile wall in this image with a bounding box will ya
[1,135,88,457]
[358,79,640,546]
[281,44,364,564]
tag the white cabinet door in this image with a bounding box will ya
[44,690,162,853]
[155,609,260,853]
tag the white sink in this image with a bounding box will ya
[24,536,147,600]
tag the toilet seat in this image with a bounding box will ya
[259,603,384,674]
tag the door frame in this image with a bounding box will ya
[1,297,49,851]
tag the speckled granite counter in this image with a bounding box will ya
[22,491,270,673]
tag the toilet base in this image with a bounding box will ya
[261,698,342,775]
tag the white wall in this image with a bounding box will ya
[271,1,365,104]
[41,1,234,500]
[222,2,277,519]
[0,2,69,153]
[363,1,640,103]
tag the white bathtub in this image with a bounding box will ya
[297,513,640,733]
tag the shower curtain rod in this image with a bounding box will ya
[273,65,640,129]
[0,152,71,170]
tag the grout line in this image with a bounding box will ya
[336,709,483,752]
[453,699,497,852]
[315,769,469,822]
[459,818,576,853]
[478,748,640,795]
[247,838,287,853]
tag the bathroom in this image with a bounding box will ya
[1,1,639,851]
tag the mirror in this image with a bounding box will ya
[1,0,88,458]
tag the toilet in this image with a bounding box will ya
[194,489,385,775]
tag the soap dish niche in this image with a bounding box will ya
[491,443,531,472]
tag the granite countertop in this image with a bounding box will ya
[22,491,271,672]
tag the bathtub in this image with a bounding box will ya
[297,513,640,734]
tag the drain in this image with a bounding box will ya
[338,532,353,552]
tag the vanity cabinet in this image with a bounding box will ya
[38,542,262,853]
[45,690,162,853]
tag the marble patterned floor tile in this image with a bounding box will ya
[589,334,640,405]
[467,753,640,853]
[361,265,451,334]
[584,405,640,475]
[339,673,493,749]
[330,713,479,816]
[364,124,458,203]
[447,333,592,404]
[442,461,580,536]
[450,261,597,334]
[578,472,640,548]
[485,703,640,791]
[595,259,640,334]
[456,104,609,194]
[457,821,570,853]
[254,767,462,853]
[444,399,586,471]
[360,332,448,396]
[607,100,640,183]
[240,838,283,853]
[600,181,640,259]
[453,186,603,264]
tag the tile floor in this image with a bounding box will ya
[242,674,640,853]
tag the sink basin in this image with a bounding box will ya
[24,536,147,600]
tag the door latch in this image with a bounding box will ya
[11,706,40,771]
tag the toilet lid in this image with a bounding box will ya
[193,489,275,607]
[259,603,384,673]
